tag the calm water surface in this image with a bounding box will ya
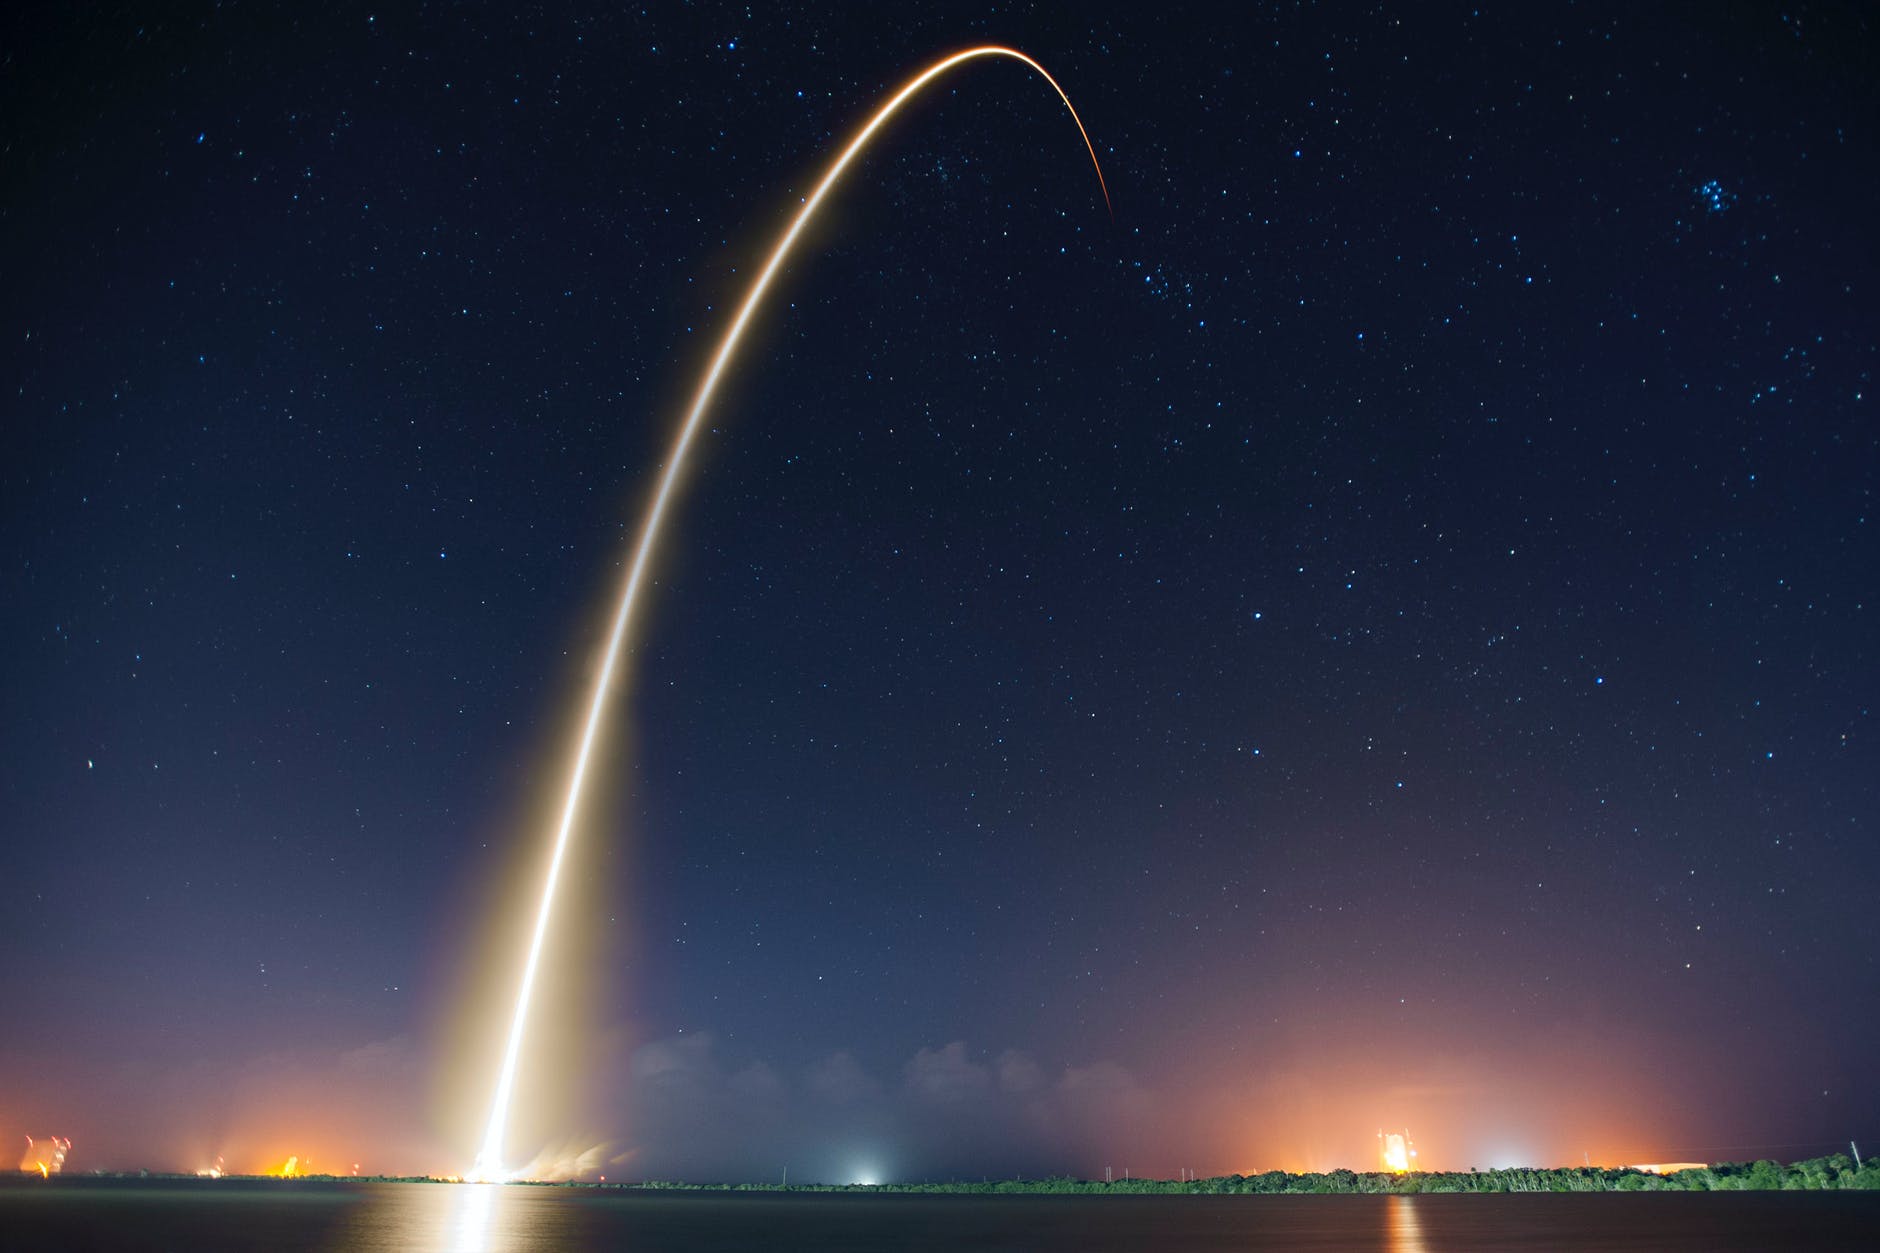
[5,1180,1879,1251]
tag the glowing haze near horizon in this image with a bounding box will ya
[3,3,1876,1183]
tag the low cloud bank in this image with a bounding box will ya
[600,1033,1161,1183]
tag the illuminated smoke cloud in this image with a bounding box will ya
[19,1135,71,1177]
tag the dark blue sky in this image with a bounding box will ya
[3,2,1875,1180]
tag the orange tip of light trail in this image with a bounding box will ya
[911,46,1112,219]
[467,45,1110,1181]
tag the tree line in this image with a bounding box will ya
[628,1154,1880,1194]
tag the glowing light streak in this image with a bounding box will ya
[467,45,1107,1181]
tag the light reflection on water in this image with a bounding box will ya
[226,1183,1880,1252]
[449,1183,494,1253]
[334,1183,570,1253]
[1385,1195,1428,1253]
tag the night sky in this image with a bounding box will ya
[4,2,1876,1183]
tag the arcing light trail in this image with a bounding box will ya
[468,46,1109,1181]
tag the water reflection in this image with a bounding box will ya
[1385,1195,1428,1253]
[15,1183,1861,1253]
[451,1183,496,1253]
[331,1182,555,1253]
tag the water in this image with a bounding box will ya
[5,1180,1878,1251]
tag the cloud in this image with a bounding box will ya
[631,1032,719,1090]
[181,1034,444,1175]
[728,1061,785,1103]
[338,1035,420,1077]
[595,1032,1163,1183]
[1059,1059,1142,1100]
[806,1050,882,1105]
[904,1042,991,1104]
[517,1137,616,1181]
[1054,1060,1155,1130]
[996,1049,1042,1093]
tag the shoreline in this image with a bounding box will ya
[8,1153,1877,1195]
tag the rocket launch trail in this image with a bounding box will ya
[469,46,1109,1180]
